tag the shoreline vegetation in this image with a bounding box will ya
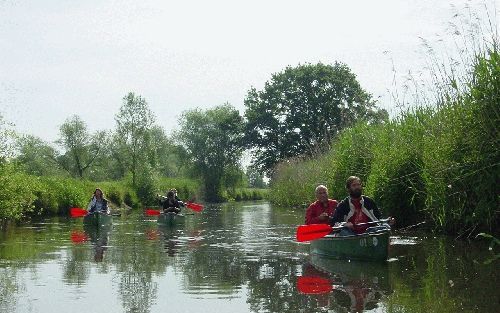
[0,167,268,223]
[271,31,499,237]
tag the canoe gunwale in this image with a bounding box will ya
[83,211,113,227]
[311,229,390,261]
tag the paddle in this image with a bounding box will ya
[297,276,333,294]
[185,201,204,212]
[296,218,391,242]
[145,209,162,216]
[145,201,203,215]
[70,207,88,217]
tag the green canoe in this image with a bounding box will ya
[83,211,112,227]
[310,229,390,261]
[157,212,185,226]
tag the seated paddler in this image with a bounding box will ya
[305,185,338,225]
[87,188,110,214]
[330,176,394,236]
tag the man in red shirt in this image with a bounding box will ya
[305,185,338,224]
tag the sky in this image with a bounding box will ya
[0,0,498,143]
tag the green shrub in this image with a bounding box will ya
[0,164,36,220]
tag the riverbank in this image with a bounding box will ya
[0,166,268,223]
[271,41,499,236]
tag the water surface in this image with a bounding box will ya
[0,201,497,313]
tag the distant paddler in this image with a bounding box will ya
[157,189,184,214]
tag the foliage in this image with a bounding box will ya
[114,92,156,186]
[57,115,107,178]
[0,164,36,220]
[246,166,267,188]
[0,113,16,163]
[134,165,158,206]
[177,104,244,202]
[226,188,268,202]
[156,176,201,202]
[244,62,388,176]
[15,135,66,176]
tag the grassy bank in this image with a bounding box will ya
[0,164,202,220]
[271,44,499,235]
[0,162,267,222]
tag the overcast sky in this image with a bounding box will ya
[1,0,497,142]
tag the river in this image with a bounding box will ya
[0,201,497,313]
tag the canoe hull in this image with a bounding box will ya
[83,211,112,227]
[157,212,185,226]
[310,229,390,261]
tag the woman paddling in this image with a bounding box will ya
[87,188,110,214]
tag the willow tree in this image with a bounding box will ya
[114,92,155,186]
[57,115,106,178]
[177,104,244,202]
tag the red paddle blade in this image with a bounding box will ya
[70,230,88,243]
[297,276,333,294]
[145,209,161,216]
[296,224,333,242]
[186,202,203,212]
[70,207,87,217]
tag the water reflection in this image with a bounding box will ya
[301,255,391,312]
[159,227,181,257]
[83,224,111,262]
[0,203,498,313]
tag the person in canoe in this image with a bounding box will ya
[330,176,394,235]
[170,188,182,201]
[305,185,338,224]
[87,188,110,214]
[158,190,184,214]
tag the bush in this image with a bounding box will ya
[0,164,36,220]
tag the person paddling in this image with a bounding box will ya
[158,190,184,214]
[87,188,110,214]
[330,176,394,235]
[305,185,338,224]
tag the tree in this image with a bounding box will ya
[177,104,244,202]
[57,115,107,178]
[114,92,155,186]
[246,166,266,188]
[15,135,65,176]
[0,113,15,163]
[146,126,189,178]
[244,62,388,175]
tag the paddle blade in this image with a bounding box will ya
[296,224,333,242]
[297,276,333,294]
[70,207,87,217]
[186,201,203,212]
[145,209,161,216]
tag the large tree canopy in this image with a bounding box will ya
[244,62,388,175]
[177,104,244,202]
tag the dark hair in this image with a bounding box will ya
[346,176,361,189]
[94,188,104,196]
[167,191,175,198]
